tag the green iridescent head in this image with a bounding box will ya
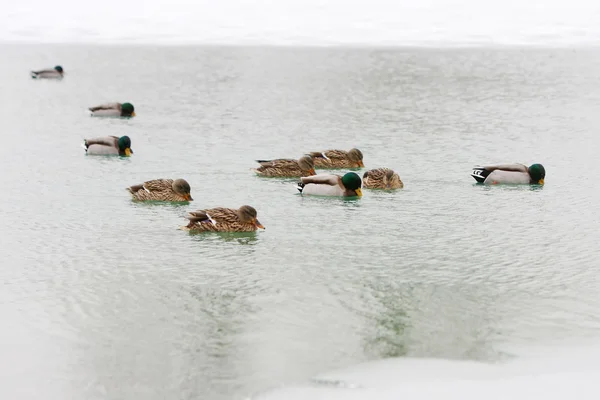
[121,103,135,116]
[54,65,63,73]
[118,136,132,151]
[528,164,545,184]
[341,172,362,190]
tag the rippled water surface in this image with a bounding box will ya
[2,45,600,399]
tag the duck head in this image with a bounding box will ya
[238,205,265,229]
[342,172,363,196]
[54,65,64,73]
[121,102,136,117]
[117,136,133,156]
[298,155,316,175]
[348,148,364,167]
[528,164,545,184]
[172,179,193,201]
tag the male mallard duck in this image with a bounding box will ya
[182,205,265,232]
[127,179,192,202]
[253,155,316,177]
[89,102,135,117]
[471,163,545,185]
[363,168,404,189]
[296,172,362,197]
[308,148,364,169]
[31,65,63,79]
[82,136,133,156]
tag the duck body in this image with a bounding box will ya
[308,148,364,169]
[471,163,545,185]
[31,66,63,79]
[363,168,404,189]
[296,173,362,197]
[127,179,192,202]
[182,206,264,232]
[89,102,135,118]
[83,136,133,156]
[253,156,316,177]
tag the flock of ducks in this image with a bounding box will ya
[32,65,547,233]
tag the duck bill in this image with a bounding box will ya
[254,220,265,229]
[184,193,193,201]
[538,179,544,185]
[355,188,363,197]
[358,161,365,167]
[124,148,132,156]
[131,112,136,117]
[309,168,316,175]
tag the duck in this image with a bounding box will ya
[471,163,545,185]
[127,179,192,202]
[308,148,364,169]
[363,168,404,189]
[296,172,362,197]
[82,136,133,156]
[89,102,136,117]
[30,65,64,79]
[253,155,316,177]
[181,205,265,232]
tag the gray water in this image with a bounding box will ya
[2,44,600,399]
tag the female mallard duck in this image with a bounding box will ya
[31,65,63,79]
[182,205,265,232]
[471,163,545,185]
[253,155,316,177]
[89,102,136,117]
[127,179,192,202]
[296,172,362,197]
[363,168,404,189]
[82,136,133,156]
[308,148,364,169]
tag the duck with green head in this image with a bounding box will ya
[296,172,363,197]
[31,65,64,79]
[89,102,136,117]
[471,163,545,185]
[83,135,133,156]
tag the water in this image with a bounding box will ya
[2,44,600,399]
[2,0,600,46]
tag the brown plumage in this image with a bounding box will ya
[362,168,404,189]
[127,179,193,201]
[308,148,364,169]
[182,205,265,232]
[253,155,316,177]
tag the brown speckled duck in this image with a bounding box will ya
[253,155,316,177]
[181,205,265,232]
[362,168,404,189]
[127,179,193,202]
[308,148,364,169]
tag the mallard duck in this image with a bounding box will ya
[31,65,63,79]
[363,168,404,189]
[253,155,316,177]
[181,205,265,232]
[471,163,545,185]
[127,179,192,202]
[308,148,364,169]
[89,102,135,117]
[296,172,362,197]
[82,136,133,156]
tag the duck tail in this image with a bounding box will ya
[296,182,305,193]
